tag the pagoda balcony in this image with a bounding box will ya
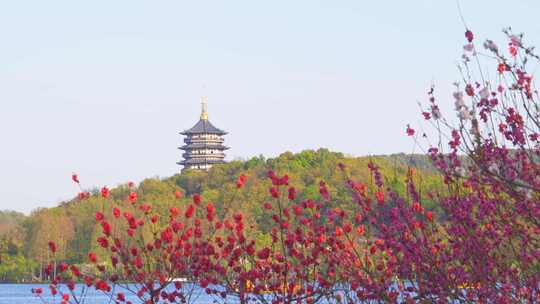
[182,153,225,159]
[179,143,229,150]
[182,152,225,157]
[184,137,224,144]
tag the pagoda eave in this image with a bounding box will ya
[179,145,230,151]
[178,159,226,165]
[180,131,228,136]
[180,118,227,135]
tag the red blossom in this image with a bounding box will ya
[70,265,81,277]
[465,84,475,96]
[270,187,279,198]
[48,241,57,253]
[175,190,183,199]
[319,181,330,200]
[139,204,151,214]
[426,211,433,222]
[101,221,111,236]
[185,204,195,218]
[88,252,98,263]
[97,237,108,248]
[233,212,243,223]
[78,191,90,200]
[269,172,289,186]
[206,202,215,214]
[497,63,506,74]
[236,174,247,188]
[100,186,110,198]
[95,212,104,221]
[193,194,202,205]
[95,279,110,292]
[267,170,276,179]
[357,225,365,235]
[288,187,296,200]
[117,293,125,302]
[509,45,517,56]
[465,29,474,42]
[58,262,68,273]
[128,191,137,203]
[278,174,289,185]
[112,207,121,218]
[375,190,385,204]
[257,247,271,259]
[406,125,415,136]
[71,173,79,184]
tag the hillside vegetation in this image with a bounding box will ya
[0,149,443,282]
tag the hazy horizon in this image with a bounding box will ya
[2,0,540,213]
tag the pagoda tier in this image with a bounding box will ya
[178,97,229,171]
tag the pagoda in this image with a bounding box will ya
[178,97,229,170]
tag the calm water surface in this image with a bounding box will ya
[0,284,216,304]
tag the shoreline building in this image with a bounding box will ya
[178,97,229,170]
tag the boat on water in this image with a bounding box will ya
[236,280,301,294]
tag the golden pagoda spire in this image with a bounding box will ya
[200,96,208,120]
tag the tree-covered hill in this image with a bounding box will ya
[1,149,445,282]
[0,210,26,236]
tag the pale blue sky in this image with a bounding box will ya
[1,1,539,213]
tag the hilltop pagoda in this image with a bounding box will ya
[178,97,229,170]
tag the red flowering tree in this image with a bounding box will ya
[401,27,540,302]
[202,171,360,304]
[35,177,249,304]
[330,27,540,303]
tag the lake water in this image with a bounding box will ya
[0,283,217,304]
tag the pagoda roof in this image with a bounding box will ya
[181,119,227,135]
[178,158,226,165]
[180,143,230,150]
